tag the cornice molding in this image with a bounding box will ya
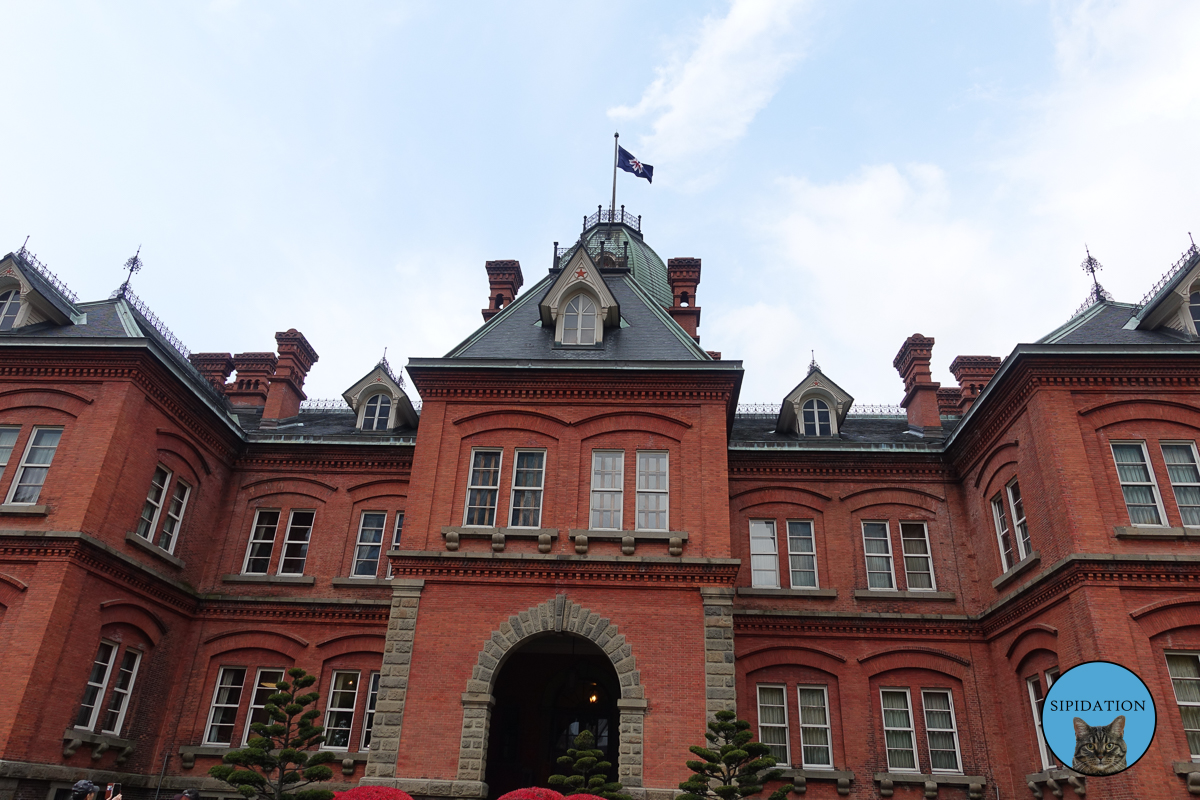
[386,550,740,587]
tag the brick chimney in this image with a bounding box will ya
[263,329,319,423]
[936,386,963,416]
[893,334,942,432]
[189,352,235,392]
[949,355,1002,414]
[227,352,277,406]
[482,260,524,322]
[667,257,702,342]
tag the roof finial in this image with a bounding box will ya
[20,235,29,252]
[1190,231,1196,248]
[809,350,820,373]
[1079,245,1111,307]
[121,246,143,295]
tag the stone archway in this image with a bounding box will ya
[455,594,647,791]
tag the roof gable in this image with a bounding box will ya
[342,361,419,430]
[0,251,82,329]
[539,247,620,327]
[776,367,855,435]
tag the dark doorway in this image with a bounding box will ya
[485,635,621,799]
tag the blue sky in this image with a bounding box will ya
[2,1,1198,405]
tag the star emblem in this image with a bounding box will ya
[574,268,587,279]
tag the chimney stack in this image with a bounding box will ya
[227,352,277,407]
[936,386,963,416]
[189,352,235,392]
[667,257,702,342]
[893,334,942,432]
[482,260,524,322]
[949,355,1002,414]
[263,329,319,423]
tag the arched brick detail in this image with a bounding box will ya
[455,594,646,789]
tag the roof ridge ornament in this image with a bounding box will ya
[1071,245,1114,319]
[809,350,820,374]
[120,246,143,296]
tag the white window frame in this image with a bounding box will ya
[323,670,361,751]
[205,666,247,746]
[635,450,669,531]
[861,521,896,590]
[899,521,936,591]
[75,640,118,731]
[242,667,286,747]
[1161,441,1200,527]
[590,450,624,530]
[756,683,790,767]
[362,671,381,750]
[361,393,392,431]
[158,478,191,554]
[135,466,171,540]
[1027,675,1052,769]
[1166,652,1200,761]
[463,449,503,527]
[880,688,919,773]
[386,511,405,578]
[562,293,598,346]
[1006,479,1033,558]
[0,425,20,474]
[1110,440,1167,526]
[100,648,142,735]
[991,493,1017,572]
[351,511,388,578]
[0,288,20,330]
[749,520,779,588]
[508,449,546,528]
[277,509,316,575]
[786,520,818,589]
[6,426,63,504]
[801,398,833,436]
[797,685,833,770]
[242,509,281,575]
[922,689,962,774]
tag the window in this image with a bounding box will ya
[922,690,962,773]
[1007,480,1032,555]
[749,520,779,588]
[362,394,391,431]
[636,451,668,530]
[787,521,818,588]
[362,671,381,749]
[900,522,935,590]
[324,671,361,750]
[75,641,117,730]
[993,480,1033,571]
[802,398,832,436]
[0,289,20,330]
[205,667,247,745]
[135,467,191,554]
[1111,442,1165,525]
[1027,669,1059,769]
[135,466,171,539]
[243,510,281,575]
[563,294,597,345]
[7,427,62,504]
[386,512,404,578]
[590,451,623,529]
[243,668,286,747]
[509,450,545,527]
[862,522,895,589]
[464,449,502,526]
[797,686,833,769]
[881,689,918,771]
[352,512,387,577]
[100,649,141,735]
[0,426,19,470]
[1166,653,1200,760]
[158,479,191,553]
[1192,289,1200,331]
[1162,443,1200,526]
[278,510,316,574]
[992,494,1017,571]
[756,685,789,765]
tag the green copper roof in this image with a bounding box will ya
[558,222,673,308]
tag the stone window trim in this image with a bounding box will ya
[875,772,987,799]
[991,551,1041,590]
[569,528,686,556]
[125,530,185,569]
[777,768,854,796]
[178,744,368,772]
[1023,768,1085,799]
[222,574,315,585]
[1114,525,1200,540]
[736,587,837,598]
[441,526,560,553]
[853,589,956,601]
[0,502,47,515]
[1173,762,1200,796]
[61,729,135,765]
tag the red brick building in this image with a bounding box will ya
[1,212,1199,800]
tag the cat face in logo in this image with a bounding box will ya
[1071,715,1127,776]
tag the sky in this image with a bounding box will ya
[2,0,1198,406]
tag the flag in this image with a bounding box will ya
[617,147,653,183]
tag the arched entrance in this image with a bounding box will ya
[485,634,620,798]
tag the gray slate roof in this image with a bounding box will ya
[1037,301,1194,346]
[232,406,418,441]
[730,414,961,450]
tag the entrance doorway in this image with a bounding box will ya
[485,634,620,799]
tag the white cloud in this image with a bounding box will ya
[609,0,810,166]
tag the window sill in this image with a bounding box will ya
[991,551,1041,590]
[737,587,837,598]
[221,574,315,585]
[874,773,986,798]
[63,728,134,764]
[1174,760,1200,774]
[568,529,688,556]
[331,577,393,587]
[1114,525,1199,540]
[441,526,559,553]
[853,589,956,601]
[778,768,853,795]
[0,503,48,516]
[125,531,184,568]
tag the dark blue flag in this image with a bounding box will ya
[617,146,653,184]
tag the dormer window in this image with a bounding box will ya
[802,398,832,436]
[1190,289,1200,330]
[362,394,391,431]
[563,294,597,345]
[0,289,20,331]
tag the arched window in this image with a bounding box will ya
[1190,290,1200,330]
[362,394,391,431]
[0,290,20,331]
[802,398,832,436]
[563,294,597,345]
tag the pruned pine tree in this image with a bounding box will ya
[678,711,792,800]
[209,667,337,800]
[547,729,632,800]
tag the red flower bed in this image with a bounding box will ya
[496,789,565,800]
[335,787,415,800]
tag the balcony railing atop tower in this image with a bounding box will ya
[583,205,641,233]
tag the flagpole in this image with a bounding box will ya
[611,132,619,223]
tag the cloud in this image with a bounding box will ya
[609,0,810,165]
